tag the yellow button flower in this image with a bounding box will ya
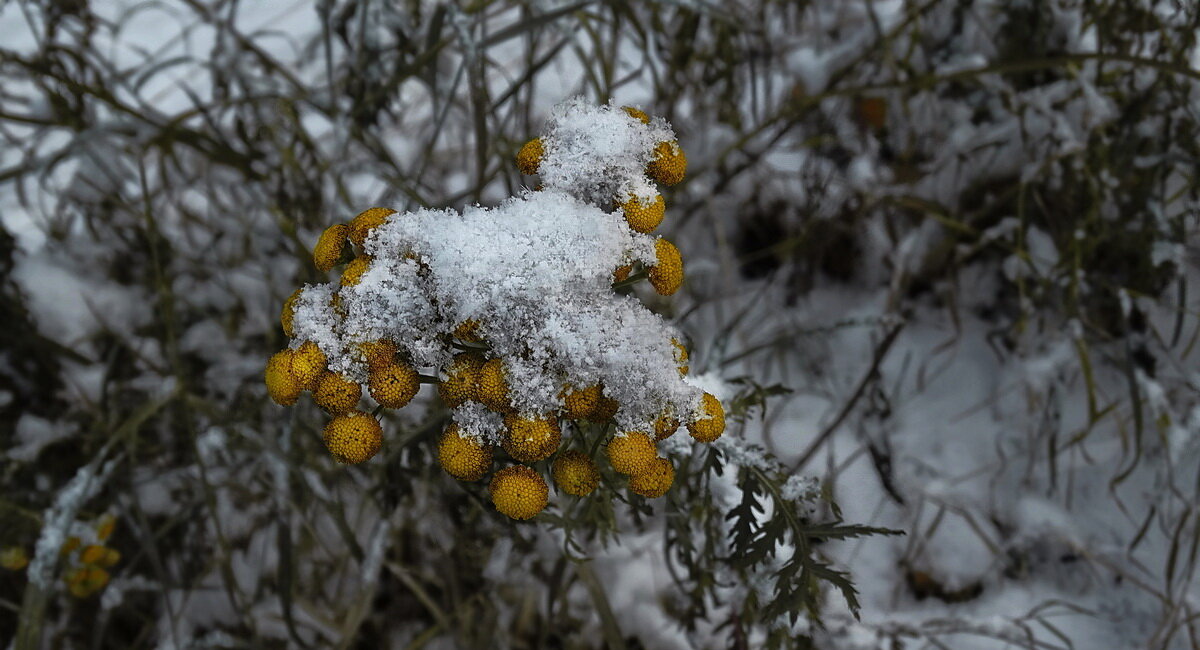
[647,140,686,185]
[620,193,665,233]
[348,207,396,250]
[552,450,600,496]
[341,255,372,287]
[671,337,689,375]
[687,392,725,443]
[281,287,301,338]
[369,363,420,409]
[452,319,484,343]
[289,341,327,390]
[477,357,511,412]
[265,350,303,406]
[629,456,675,498]
[313,223,349,272]
[621,106,650,124]
[502,413,562,463]
[613,264,633,283]
[489,465,548,520]
[438,423,492,481]
[314,370,363,414]
[654,411,680,441]
[357,339,398,370]
[439,352,484,407]
[606,431,658,476]
[649,238,683,296]
[589,391,620,422]
[561,384,601,420]
[323,410,383,464]
[516,137,544,175]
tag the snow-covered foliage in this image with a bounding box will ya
[2,0,1199,648]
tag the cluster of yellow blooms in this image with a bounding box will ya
[1,514,120,598]
[265,104,723,520]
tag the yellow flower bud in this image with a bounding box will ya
[439,352,484,407]
[348,207,396,250]
[0,547,29,571]
[323,410,383,464]
[516,138,544,175]
[502,413,562,463]
[313,370,363,414]
[477,358,511,413]
[647,140,686,185]
[687,392,725,443]
[621,106,650,124]
[313,223,349,272]
[552,450,600,496]
[561,384,601,420]
[437,423,492,481]
[341,255,372,287]
[606,431,657,476]
[489,465,548,520]
[629,456,675,498]
[281,287,301,338]
[648,238,683,296]
[65,566,109,598]
[369,363,420,409]
[265,350,303,406]
[620,193,665,233]
[289,341,327,390]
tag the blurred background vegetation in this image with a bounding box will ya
[1,0,1199,648]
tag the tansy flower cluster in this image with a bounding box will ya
[265,99,723,520]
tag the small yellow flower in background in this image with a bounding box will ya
[490,465,548,520]
[438,423,492,481]
[79,545,120,568]
[281,287,301,338]
[502,414,562,463]
[613,264,633,283]
[620,193,665,234]
[369,363,420,409]
[313,223,349,272]
[439,352,484,407]
[348,207,396,249]
[340,255,372,287]
[687,392,725,443]
[323,410,383,464]
[561,384,601,420]
[647,140,687,185]
[0,546,29,571]
[265,350,303,406]
[477,358,511,412]
[515,137,544,175]
[95,514,117,542]
[289,341,327,390]
[654,412,680,441]
[552,450,600,496]
[314,370,362,414]
[65,566,109,598]
[621,106,650,124]
[671,338,689,375]
[357,339,398,370]
[607,431,658,476]
[629,456,675,498]
[59,536,81,556]
[649,238,683,296]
